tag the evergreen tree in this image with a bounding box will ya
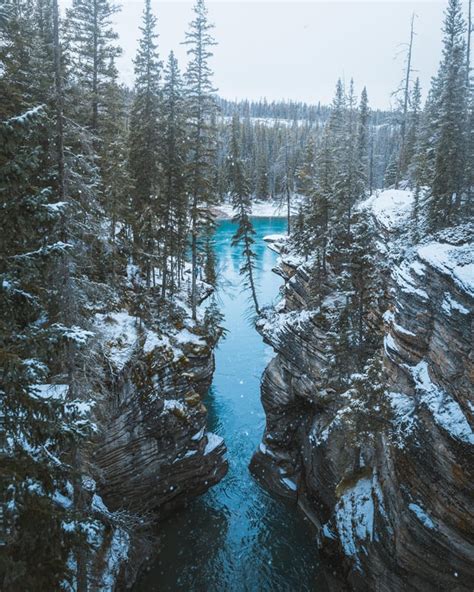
[101,62,132,283]
[66,0,121,133]
[404,77,422,184]
[296,136,317,198]
[228,114,260,314]
[158,51,188,297]
[356,87,370,190]
[0,4,100,586]
[183,0,218,319]
[128,0,162,284]
[425,0,468,228]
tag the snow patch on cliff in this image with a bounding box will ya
[418,242,474,298]
[362,189,414,232]
[95,311,138,370]
[409,502,437,531]
[441,293,469,316]
[387,391,417,446]
[413,361,474,445]
[393,260,428,300]
[335,477,374,568]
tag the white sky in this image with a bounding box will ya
[63,0,469,109]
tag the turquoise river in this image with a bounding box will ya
[135,217,321,592]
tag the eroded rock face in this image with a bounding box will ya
[93,323,228,516]
[251,192,473,591]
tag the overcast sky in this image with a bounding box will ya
[71,1,465,109]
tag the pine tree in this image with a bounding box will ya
[297,136,317,198]
[128,0,162,284]
[101,61,132,283]
[404,77,422,184]
[347,216,380,368]
[158,51,188,298]
[228,114,260,314]
[66,0,122,133]
[356,87,370,191]
[183,0,218,320]
[426,0,468,228]
[0,6,97,586]
[396,13,416,187]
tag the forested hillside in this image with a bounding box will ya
[1,0,472,590]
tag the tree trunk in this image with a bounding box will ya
[396,13,415,187]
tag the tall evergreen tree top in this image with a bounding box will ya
[134,0,161,94]
[183,0,217,101]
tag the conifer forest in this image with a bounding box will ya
[0,0,473,590]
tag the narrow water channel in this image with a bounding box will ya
[135,217,320,592]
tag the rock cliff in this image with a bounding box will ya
[251,190,474,591]
[93,310,227,516]
[84,283,227,588]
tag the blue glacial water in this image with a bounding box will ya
[135,217,320,592]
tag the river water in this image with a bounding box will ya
[135,217,320,592]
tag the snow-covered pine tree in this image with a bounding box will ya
[425,0,468,228]
[1,3,100,587]
[356,87,370,191]
[296,135,317,198]
[100,59,132,283]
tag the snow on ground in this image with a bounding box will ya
[219,115,310,128]
[277,251,305,268]
[413,361,474,445]
[257,308,314,341]
[263,233,288,253]
[174,328,206,347]
[214,199,299,219]
[263,233,288,242]
[143,330,170,354]
[361,189,414,232]
[95,309,207,370]
[418,242,474,298]
[95,311,139,370]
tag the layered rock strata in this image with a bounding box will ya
[251,191,474,591]
[93,310,228,516]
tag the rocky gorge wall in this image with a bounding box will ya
[251,191,474,591]
[94,312,227,517]
[85,293,228,588]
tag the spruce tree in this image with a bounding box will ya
[159,51,188,298]
[426,0,468,228]
[228,114,260,314]
[0,5,99,586]
[183,0,218,320]
[66,0,122,133]
[128,0,162,284]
